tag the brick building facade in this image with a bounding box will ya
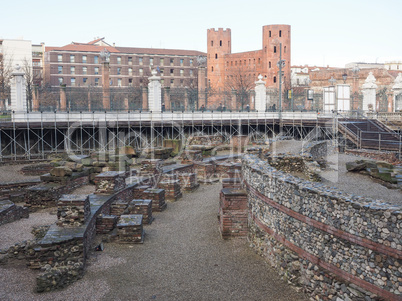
[207,25,291,92]
[44,38,206,89]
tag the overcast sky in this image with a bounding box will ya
[1,0,401,68]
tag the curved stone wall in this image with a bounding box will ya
[243,154,401,300]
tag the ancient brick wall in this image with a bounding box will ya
[219,188,248,239]
[24,176,89,210]
[243,154,401,301]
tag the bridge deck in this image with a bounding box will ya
[0,111,334,129]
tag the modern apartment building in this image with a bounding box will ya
[44,38,206,88]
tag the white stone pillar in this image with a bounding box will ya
[323,86,336,112]
[148,69,162,112]
[254,75,267,112]
[10,65,27,112]
[392,73,402,112]
[362,72,377,112]
[336,84,351,111]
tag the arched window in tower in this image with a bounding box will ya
[284,46,287,53]
[265,46,267,53]
[258,58,261,64]
[274,46,277,53]
[273,76,277,83]
[269,61,271,68]
[215,53,218,59]
[269,31,271,37]
[279,30,282,37]
[211,66,214,72]
[220,40,222,46]
[211,41,213,46]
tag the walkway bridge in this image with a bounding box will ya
[0,110,400,161]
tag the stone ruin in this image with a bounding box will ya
[0,145,242,293]
[346,159,402,189]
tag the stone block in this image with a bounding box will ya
[178,173,199,192]
[96,214,118,234]
[116,214,144,244]
[127,199,153,224]
[56,194,90,227]
[133,185,151,199]
[143,189,166,212]
[81,158,94,166]
[158,180,182,201]
[94,171,126,194]
[110,199,130,216]
[163,139,182,156]
[50,166,72,177]
[64,162,84,172]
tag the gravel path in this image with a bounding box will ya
[0,183,307,301]
[0,164,40,183]
[320,153,401,205]
[0,208,56,250]
[271,140,401,205]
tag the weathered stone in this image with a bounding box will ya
[50,167,73,177]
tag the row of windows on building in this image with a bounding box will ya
[208,45,286,62]
[209,30,286,47]
[57,54,194,66]
[210,40,230,47]
[223,59,287,69]
[210,60,287,73]
[58,77,192,87]
[57,66,194,77]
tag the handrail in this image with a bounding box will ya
[355,111,401,137]
[336,110,402,154]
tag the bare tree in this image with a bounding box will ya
[22,58,36,111]
[139,67,152,87]
[183,68,199,110]
[224,66,255,110]
[0,52,13,109]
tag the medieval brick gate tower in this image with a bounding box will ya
[206,25,291,109]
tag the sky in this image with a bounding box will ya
[1,0,401,68]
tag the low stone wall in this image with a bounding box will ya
[1,175,150,293]
[187,135,223,146]
[265,153,321,182]
[24,176,89,210]
[0,179,41,192]
[243,154,402,301]
[346,149,402,165]
[0,200,29,225]
[302,140,336,160]
[20,164,53,176]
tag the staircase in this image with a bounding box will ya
[338,117,402,152]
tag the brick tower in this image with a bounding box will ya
[207,28,231,91]
[262,25,291,88]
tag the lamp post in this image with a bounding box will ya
[100,48,111,111]
[342,72,347,84]
[277,43,285,135]
[306,77,313,111]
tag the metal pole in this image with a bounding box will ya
[279,43,283,136]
